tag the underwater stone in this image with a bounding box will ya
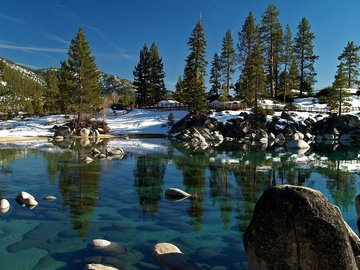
[43,196,56,201]
[90,239,112,248]
[165,188,191,199]
[84,263,119,270]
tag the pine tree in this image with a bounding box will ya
[220,30,236,98]
[261,4,283,99]
[149,43,166,104]
[61,27,101,123]
[183,20,207,116]
[338,41,360,88]
[279,25,295,102]
[209,53,222,98]
[236,12,257,95]
[238,28,266,111]
[133,44,151,106]
[44,67,59,114]
[174,75,185,103]
[332,62,351,116]
[294,17,318,96]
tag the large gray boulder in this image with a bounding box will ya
[243,185,360,270]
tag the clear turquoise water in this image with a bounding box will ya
[0,139,360,269]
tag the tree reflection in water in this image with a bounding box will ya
[134,155,165,214]
[46,139,105,238]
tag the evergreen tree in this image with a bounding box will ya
[220,30,236,97]
[61,27,101,123]
[149,43,167,104]
[174,75,185,103]
[294,17,318,96]
[182,20,207,116]
[332,62,351,116]
[209,53,222,98]
[279,25,295,102]
[58,60,74,114]
[238,12,257,66]
[338,41,360,88]
[238,28,266,111]
[261,4,283,99]
[44,67,59,114]
[133,44,151,106]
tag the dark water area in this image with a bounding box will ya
[0,138,360,269]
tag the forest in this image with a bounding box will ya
[0,4,359,119]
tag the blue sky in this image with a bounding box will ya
[1,0,360,91]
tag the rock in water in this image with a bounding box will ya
[153,242,201,270]
[0,199,10,213]
[90,239,112,248]
[84,263,119,270]
[286,139,310,149]
[165,188,191,200]
[243,185,360,270]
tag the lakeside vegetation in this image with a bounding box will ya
[0,4,359,121]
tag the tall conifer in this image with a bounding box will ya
[261,4,283,98]
[183,20,207,116]
[60,27,101,123]
[294,17,318,96]
[338,41,360,88]
[220,30,236,97]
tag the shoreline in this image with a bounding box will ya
[0,133,167,143]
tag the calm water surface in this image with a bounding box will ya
[0,138,360,270]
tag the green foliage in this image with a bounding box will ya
[58,27,101,121]
[237,28,266,110]
[261,4,283,98]
[237,11,257,67]
[182,20,208,116]
[252,106,275,116]
[332,62,352,116]
[338,41,360,88]
[220,29,236,97]
[0,58,46,114]
[133,42,166,106]
[174,75,185,102]
[294,17,318,96]
[44,67,60,114]
[209,53,222,96]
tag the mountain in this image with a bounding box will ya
[0,57,46,87]
[35,67,135,95]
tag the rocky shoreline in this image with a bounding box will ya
[169,112,360,150]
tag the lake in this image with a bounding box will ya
[0,138,359,269]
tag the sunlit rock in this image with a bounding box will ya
[80,128,91,138]
[0,199,10,213]
[287,139,310,149]
[244,185,360,270]
[153,242,201,270]
[106,146,124,156]
[82,156,94,164]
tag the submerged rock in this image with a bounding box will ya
[165,188,191,200]
[90,239,112,248]
[84,263,119,270]
[243,185,360,270]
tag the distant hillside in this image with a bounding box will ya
[36,67,135,95]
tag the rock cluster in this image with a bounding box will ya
[52,119,110,141]
[170,112,360,150]
[16,191,38,208]
[243,185,360,270]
